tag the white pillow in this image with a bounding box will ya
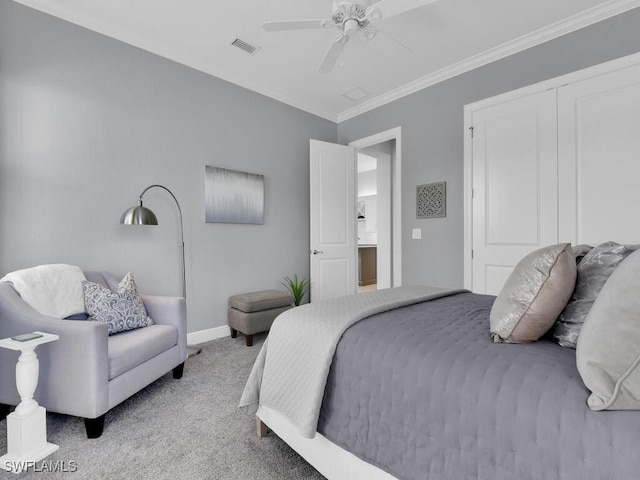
[577,248,640,410]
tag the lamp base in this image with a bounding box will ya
[187,345,202,358]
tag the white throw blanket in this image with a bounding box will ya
[239,285,466,438]
[0,264,87,318]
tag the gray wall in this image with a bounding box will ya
[2,1,640,335]
[338,8,640,289]
[0,1,336,333]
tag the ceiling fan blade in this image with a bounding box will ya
[317,35,348,73]
[263,19,330,32]
[365,0,439,21]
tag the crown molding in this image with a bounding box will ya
[13,0,640,125]
[336,0,640,123]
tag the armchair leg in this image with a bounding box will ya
[84,415,106,439]
[0,403,10,421]
[173,362,185,379]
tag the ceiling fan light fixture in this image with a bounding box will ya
[332,2,368,24]
[263,0,436,72]
[344,18,360,36]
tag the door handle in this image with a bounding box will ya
[311,249,324,255]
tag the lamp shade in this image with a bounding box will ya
[120,200,158,225]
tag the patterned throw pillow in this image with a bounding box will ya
[552,241,635,348]
[82,272,153,335]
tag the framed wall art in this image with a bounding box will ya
[416,181,446,219]
[204,166,264,224]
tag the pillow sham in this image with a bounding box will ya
[82,272,153,335]
[490,243,576,344]
[576,248,640,410]
[552,241,635,348]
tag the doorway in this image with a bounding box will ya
[308,128,402,302]
[350,126,402,292]
[356,143,393,292]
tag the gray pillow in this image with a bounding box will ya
[552,241,635,348]
[572,244,593,264]
[490,243,576,343]
[576,248,640,410]
[82,272,153,335]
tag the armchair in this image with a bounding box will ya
[0,271,187,438]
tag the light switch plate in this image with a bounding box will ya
[412,228,421,240]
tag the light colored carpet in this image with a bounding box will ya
[0,333,325,479]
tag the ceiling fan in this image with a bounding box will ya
[263,0,439,73]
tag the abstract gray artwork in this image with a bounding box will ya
[204,166,264,224]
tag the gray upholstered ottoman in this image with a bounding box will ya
[228,290,293,346]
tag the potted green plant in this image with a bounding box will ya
[281,274,310,306]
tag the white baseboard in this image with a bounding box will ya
[187,325,230,345]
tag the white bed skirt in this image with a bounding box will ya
[257,405,398,480]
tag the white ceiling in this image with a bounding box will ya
[13,0,640,122]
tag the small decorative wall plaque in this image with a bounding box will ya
[416,181,446,219]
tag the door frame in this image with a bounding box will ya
[463,50,640,291]
[349,127,402,287]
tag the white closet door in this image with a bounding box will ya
[558,63,640,245]
[471,90,558,295]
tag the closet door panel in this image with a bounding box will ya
[558,63,640,245]
[471,90,558,294]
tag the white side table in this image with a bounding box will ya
[0,332,59,474]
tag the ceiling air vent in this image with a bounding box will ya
[230,37,260,55]
[343,87,370,102]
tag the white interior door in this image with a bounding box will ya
[471,90,558,294]
[558,63,640,245]
[310,139,357,302]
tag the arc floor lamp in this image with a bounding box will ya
[120,184,201,358]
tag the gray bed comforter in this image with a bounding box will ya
[240,286,464,437]
[317,292,640,480]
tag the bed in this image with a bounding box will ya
[240,279,640,479]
